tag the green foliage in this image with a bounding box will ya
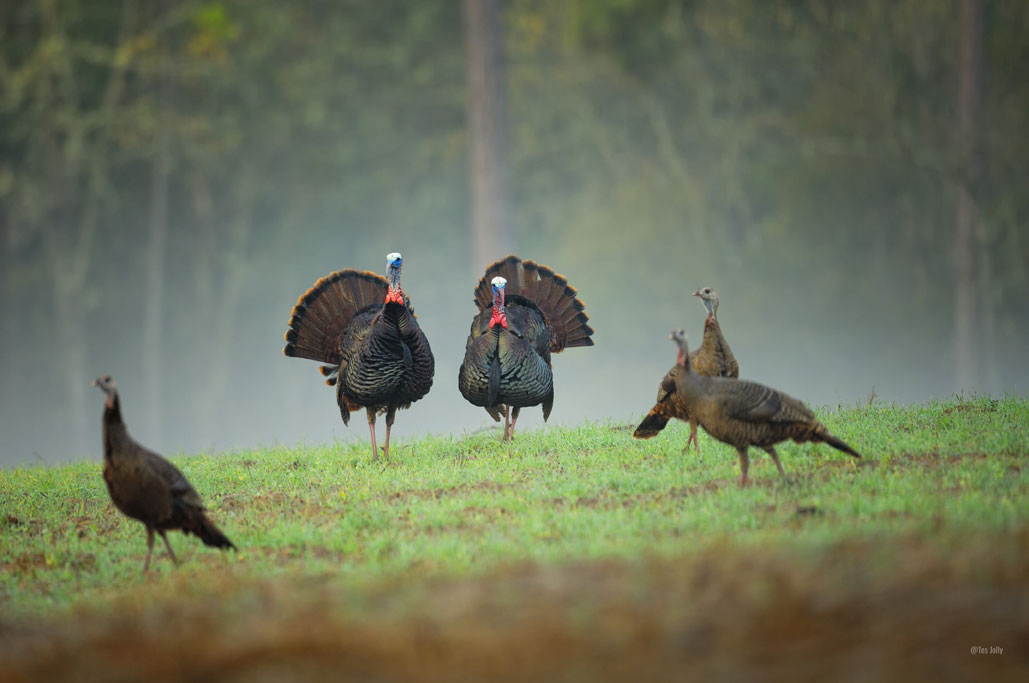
[0,0,1027,463]
[2,398,1026,618]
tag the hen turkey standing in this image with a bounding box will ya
[667,330,860,487]
[93,375,235,572]
[634,286,738,452]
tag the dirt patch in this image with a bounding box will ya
[2,514,45,537]
[216,490,295,513]
[459,505,508,520]
[384,481,515,504]
[571,482,725,511]
[944,400,999,415]
[1,551,49,574]
[256,545,346,564]
[2,551,100,576]
[812,451,996,475]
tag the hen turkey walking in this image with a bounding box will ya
[284,252,434,460]
[458,255,594,440]
[93,375,235,572]
[634,287,738,452]
[667,330,860,487]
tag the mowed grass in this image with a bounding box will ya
[1,397,1027,681]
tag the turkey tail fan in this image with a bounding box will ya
[192,514,236,550]
[472,255,594,353]
[525,263,594,353]
[283,269,388,364]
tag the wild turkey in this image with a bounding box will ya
[283,252,434,460]
[92,375,235,572]
[667,330,860,487]
[634,286,738,451]
[458,255,594,440]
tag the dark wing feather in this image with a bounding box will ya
[717,380,814,424]
[143,451,203,508]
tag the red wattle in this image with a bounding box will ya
[385,288,404,305]
[676,349,685,368]
[489,309,508,329]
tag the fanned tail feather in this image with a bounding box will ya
[320,365,338,386]
[283,270,389,364]
[473,255,595,353]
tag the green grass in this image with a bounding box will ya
[2,396,1026,619]
[1,397,1027,681]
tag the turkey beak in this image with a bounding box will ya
[691,289,701,298]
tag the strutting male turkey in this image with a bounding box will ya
[458,255,594,440]
[93,375,235,572]
[666,330,860,487]
[634,286,738,452]
[283,252,434,460]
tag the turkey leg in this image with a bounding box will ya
[143,526,155,573]
[159,529,179,565]
[383,407,397,461]
[763,446,789,484]
[684,418,701,454]
[508,407,521,440]
[366,409,379,461]
[737,448,751,488]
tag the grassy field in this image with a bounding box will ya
[1,397,1027,681]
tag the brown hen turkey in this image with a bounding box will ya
[634,286,737,452]
[667,330,860,487]
[93,375,235,572]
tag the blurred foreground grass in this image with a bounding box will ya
[1,397,1027,681]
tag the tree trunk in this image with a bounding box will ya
[200,162,257,443]
[142,21,172,444]
[462,0,512,270]
[953,0,984,393]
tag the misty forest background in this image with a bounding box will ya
[0,0,1026,466]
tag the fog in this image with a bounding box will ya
[1,1,1026,466]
